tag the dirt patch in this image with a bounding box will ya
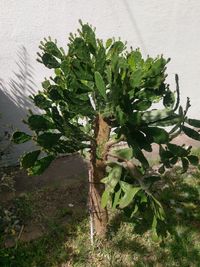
[14,153,88,193]
[0,154,88,247]
[2,180,88,247]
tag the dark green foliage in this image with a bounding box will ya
[94,71,107,100]
[187,155,199,166]
[27,155,55,175]
[20,150,41,168]
[12,131,31,144]
[28,115,55,131]
[182,125,200,141]
[12,21,200,236]
[37,133,61,149]
[187,118,200,128]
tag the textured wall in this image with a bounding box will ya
[1,0,200,164]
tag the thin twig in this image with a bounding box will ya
[18,225,24,240]
[173,74,180,112]
[15,225,24,245]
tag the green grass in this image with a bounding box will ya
[1,167,200,266]
[0,224,71,267]
[1,215,200,267]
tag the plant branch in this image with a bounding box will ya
[173,74,180,112]
[103,135,125,161]
[107,152,127,163]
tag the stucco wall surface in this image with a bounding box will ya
[0,0,200,165]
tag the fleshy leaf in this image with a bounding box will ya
[145,127,169,144]
[94,71,107,100]
[113,148,133,160]
[101,190,110,208]
[101,164,122,193]
[20,150,41,169]
[187,155,199,166]
[142,109,174,124]
[37,133,61,149]
[182,126,200,141]
[181,157,189,173]
[33,94,51,109]
[112,189,121,209]
[163,91,175,108]
[187,118,200,128]
[12,131,32,144]
[42,53,60,69]
[106,38,112,49]
[28,115,54,131]
[28,155,55,175]
[167,143,189,157]
[119,181,141,208]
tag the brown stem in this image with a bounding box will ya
[89,114,111,236]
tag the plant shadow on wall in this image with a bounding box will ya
[0,46,37,165]
[7,46,37,112]
[0,46,37,117]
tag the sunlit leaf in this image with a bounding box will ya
[113,148,133,160]
[119,181,141,208]
[106,38,112,49]
[112,189,121,209]
[101,189,110,208]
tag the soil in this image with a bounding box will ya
[0,153,88,247]
[2,179,88,248]
[14,153,88,193]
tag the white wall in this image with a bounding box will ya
[1,0,200,165]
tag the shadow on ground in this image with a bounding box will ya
[106,167,200,267]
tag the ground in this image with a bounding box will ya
[0,154,88,246]
[0,135,200,266]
